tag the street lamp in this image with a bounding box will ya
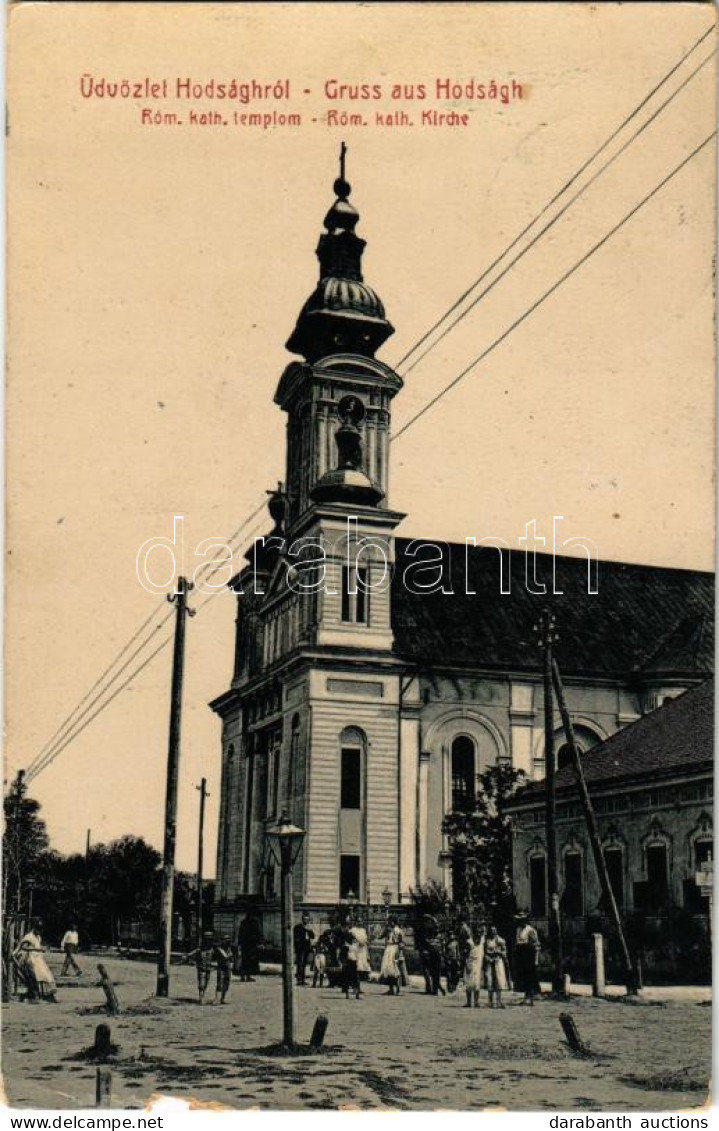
[266,810,306,1049]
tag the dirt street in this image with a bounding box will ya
[2,955,711,1111]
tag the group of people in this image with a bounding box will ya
[291,908,542,1008]
[418,911,542,1007]
[294,910,372,998]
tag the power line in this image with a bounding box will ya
[25,500,268,781]
[193,498,267,585]
[25,515,269,783]
[398,47,714,378]
[24,607,176,781]
[391,23,714,373]
[392,131,714,444]
[25,634,174,785]
[23,601,173,779]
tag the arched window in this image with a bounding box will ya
[340,726,365,810]
[603,845,624,910]
[529,851,547,917]
[562,850,584,916]
[451,735,476,812]
[341,565,369,624]
[557,742,579,772]
[339,727,366,900]
[556,725,601,772]
[645,842,670,911]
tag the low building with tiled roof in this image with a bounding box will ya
[507,681,713,980]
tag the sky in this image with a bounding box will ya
[5,2,715,875]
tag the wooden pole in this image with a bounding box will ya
[195,778,208,950]
[281,842,296,1049]
[551,657,639,994]
[537,609,563,992]
[97,964,120,1014]
[156,576,194,998]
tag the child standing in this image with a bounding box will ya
[190,933,215,1004]
[214,938,232,1005]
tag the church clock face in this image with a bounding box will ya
[337,394,365,427]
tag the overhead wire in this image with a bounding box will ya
[391,23,714,373]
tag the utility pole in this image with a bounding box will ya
[551,655,639,995]
[86,829,91,858]
[195,778,209,949]
[156,576,194,997]
[535,608,563,993]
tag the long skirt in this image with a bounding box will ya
[483,957,508,991]
[464,956,483,992]
[515,946,540,994]
[356,942,371,975]
[380,943,400,981]
[23,952,56,998]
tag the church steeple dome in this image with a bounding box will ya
[286,144,394,362]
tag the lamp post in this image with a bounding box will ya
[266,810,306,1050]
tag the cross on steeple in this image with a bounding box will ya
[339,141,347,183]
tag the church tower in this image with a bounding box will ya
[211,149,412,938]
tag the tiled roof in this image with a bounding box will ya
[511,679,713,804]
[390,539,714,679]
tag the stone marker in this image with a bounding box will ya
[591,933,606,997]
[93,1023,113,1060]
[559,1012,589,1056]
[310,1014,329,1050]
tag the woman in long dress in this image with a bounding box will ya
[15,921,57,1002]
[352,924,371,981]
[463,932,485,1008]
[514,913,541,1005]
[482,925,509,1009]
[379,917,402,996]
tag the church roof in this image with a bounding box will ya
[390,539,714,679]
[510,678,713,804]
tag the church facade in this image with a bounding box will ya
[210,161,713,942]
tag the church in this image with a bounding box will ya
[210,157,713,943]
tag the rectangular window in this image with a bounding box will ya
[272,745,281,815]
[604,847,624,910]
[341,566,351,622]
[341,565,369,624]
[646,844,669,910]
[356,566,368,623]
[562,851,583,916]
[341,747,362,810]
[340,854,361,900]
[529,855,547,917]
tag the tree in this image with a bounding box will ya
[3,772,49,913]
[87,836,162,944]
[442,762,526,934]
